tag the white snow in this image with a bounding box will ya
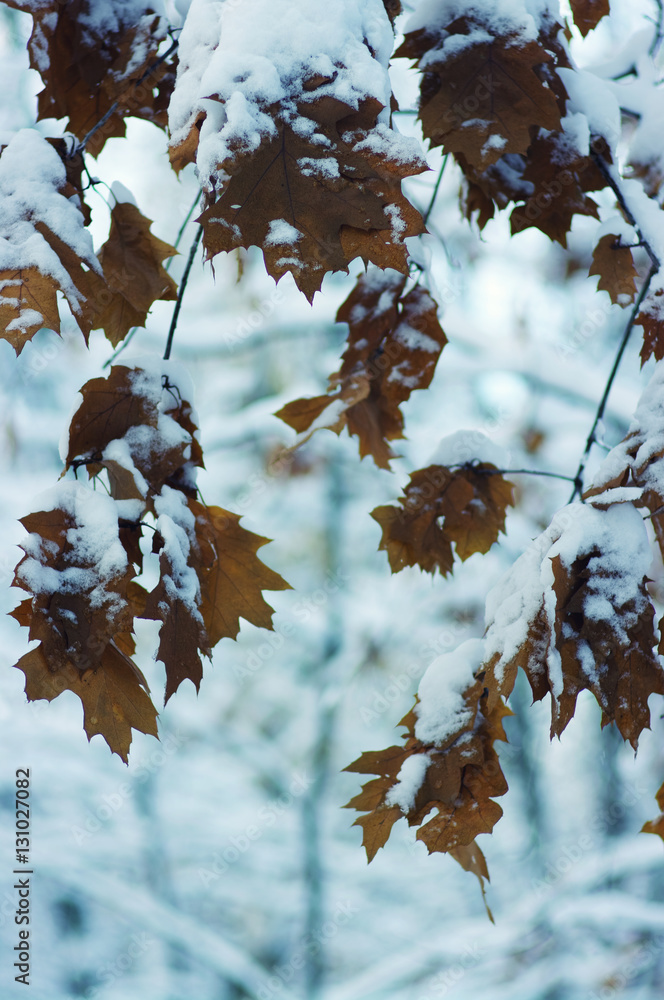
[415,638,486,746]
[0,130,101,316]
[428,430,508,469]
[386,752,431,812]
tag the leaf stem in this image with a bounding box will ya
[423,155,448,226]
[568,262,658,502]
[72,35,179,157]
[464,466,577,484]
[163,226,203,361]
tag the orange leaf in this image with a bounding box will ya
[15,643,158,763]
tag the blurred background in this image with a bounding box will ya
[1,1,664,997]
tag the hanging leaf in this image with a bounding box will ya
[277,272,447,467]
[589,233,638,305]
[81,200,178,347]
[372,463,514,576]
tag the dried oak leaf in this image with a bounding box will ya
[344,680,510,883]
[7,0,175,157]
[484,504,664,750]
[143,494,290,702]
[396,19,561,168]
[588,233,638,305]
[195,96,426,301]
[13,501,135,674]
[510,131,605,246]
[636,288,664,365]
[372,463,514,576]
[0,268,61,350]
[193,500,292,646]
[65,365,159,470]
[0,131,103,353]
[15,642,158,763]
[276,273,446,468]
[642,781,664,841]
[570,0,610,37]
[81,202,178,347]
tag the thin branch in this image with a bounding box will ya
[72,35,179,157]
[568,263,658,502]
[591,153,660,272]
[649,0,664,57]
[468,466,578,484]
[163,226,203,361]
[104,189,203,368]
[423,155,448,226]
[166,188,203,272]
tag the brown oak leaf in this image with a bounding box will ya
[636,288,664,365]
[276,273,447,467]
[570,0,610,37]
[372,463,514,576]
[588,233,638,305]
[15,643,158,763]
[642,781,664,841]
[192,96,426,301]
[81,202,178,347]
[7,1,176,157]
[13,501,135,674]
[397,19,561,168]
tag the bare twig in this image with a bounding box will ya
[568,263,658,502]
[163,226,203,361]
[72,35,179,157]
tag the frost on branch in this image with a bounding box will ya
[169,0,427,300]
[11,363,289,758]
[0,130,102,353]
[6,0,176,156]
[276,269,447,467]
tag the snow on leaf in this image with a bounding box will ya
[372,463,514,576]
[483,502,664,749]
[276,271,446,467]
[12,486,135,674]
[170,0,426,299]
[0,130,102,352]
[397,18,561,168]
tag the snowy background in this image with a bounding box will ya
[1,1,664,998]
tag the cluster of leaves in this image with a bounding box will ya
[6,0,664,894]
[341,0,664,884]
[11,364,288,760]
